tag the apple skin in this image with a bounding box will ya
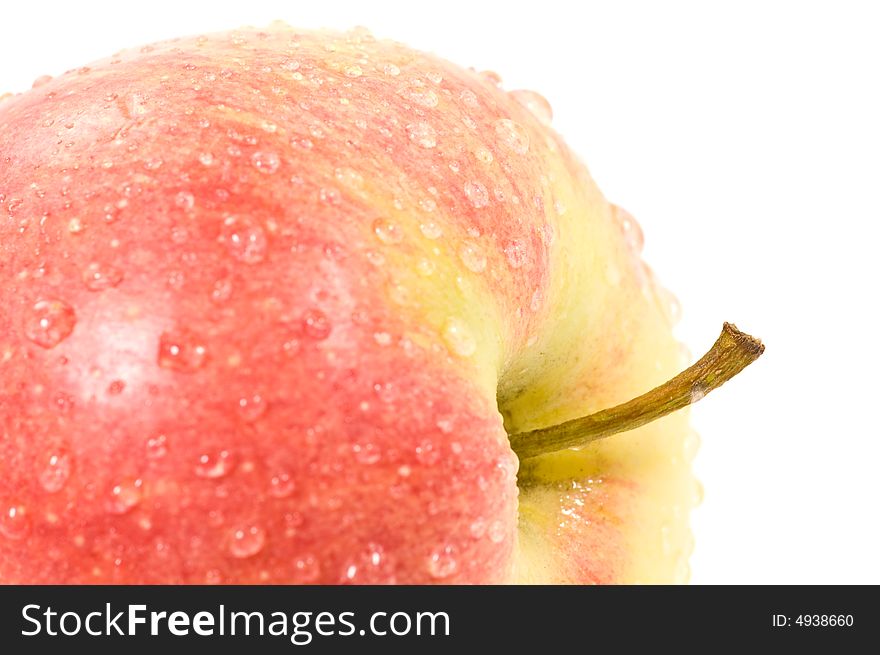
[0,25,695,583]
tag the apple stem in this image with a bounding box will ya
[508,323,764,461]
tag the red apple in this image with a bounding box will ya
[0,25,759,583]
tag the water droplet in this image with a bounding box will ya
[416,258,435,276]
[442,318,477,357]
[127,92,148,116]
[67,217,85,234]
[474,147,494,164]
[494,118,530,154]
[82,262,124,291]
[503,239,528,269]
[464,180,489,208]
[195,450,235,479]
[469,518,487,539]
[373,332,393,346]
[344,64,363,78]
[269,472,295,498]
[604,262,622,287]
[209,278,233,304]
[341,543,395,583]
[319,187,342,205]
[334,167,364,190]
[292,554,321,582]
[419,220,443,239]
[365,250,385,266]
[510,89,553,125]
[388,282,410,306]
[251,151,280,174]
[0,505,30,540]
[302,308,331,340]
[655,286,682,326]
[39,452,71,493]
[406,122,437,148]
[53,392,74,413]
[237,394,267,422]
[530,288,544,312]
[373,381,397,403]
[106,479,143,514]
[207,510,225,528]
[372,218,404,245]
[353,442,382,465]
[415,440,440,465]
[146,434,168,459]
[229,525,266,558]
[480,70,503,86]
[458,242,487,273]
[459,89,479,108]
[220,215,268,264]
[381,63,400,76]
[398,81,439,108]
[426,544,458,579]
[25,299,76,348]
[282,336,302,357]
[613,206,644,252]
[157,331,207,372]
[436,418,455,434]
[488,520,506,544]
[173,191,195,211]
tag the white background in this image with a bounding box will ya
[2,1,878,584]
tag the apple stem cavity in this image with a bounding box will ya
[509,323,764,461]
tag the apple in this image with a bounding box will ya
[0,24,761,583]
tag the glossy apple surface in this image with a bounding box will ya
[0,25,695,583]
